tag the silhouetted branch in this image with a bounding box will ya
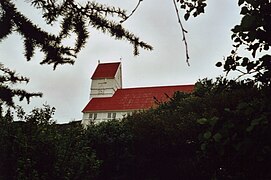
[0,0,153,69]
[173,0,190,66]
[120,0,142,23]
[0,63,42,107]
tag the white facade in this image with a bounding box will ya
[90,64,122,98]
[82,111,133,128]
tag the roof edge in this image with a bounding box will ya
[120,84,194,90]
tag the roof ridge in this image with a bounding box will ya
[121,84,194,90]
[98,62,120,65]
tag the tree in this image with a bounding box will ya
[222,0,271,85]
[174,0,271,84]
[194,78,271,179]
[174,2,271,177]
[0,104,101,179]
[85,120,134,180]
[145,0,271,84]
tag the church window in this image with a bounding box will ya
[89,113,97,119]
[112,112,116,119]
[93,113,97,120]
[107,112,116,119]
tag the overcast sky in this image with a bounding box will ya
[0,0,240,123]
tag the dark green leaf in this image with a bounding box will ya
[246,62,255,71]
[213,133,222,142]
[184,13,190,21]
[197,118,208,125]
[209,116,218,126]
[264,44,269,51]
[241,57,249,66]
[240,6,249,15]
[216,62,222,67]
[241,15,256,29]
[238,0,245,6]
[203,131,212,140]
[201,143,207,151]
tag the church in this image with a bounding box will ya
[81,62,194,127]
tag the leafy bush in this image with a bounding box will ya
[0,78,270,179]
[0,105,100,180]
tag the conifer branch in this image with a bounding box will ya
[0,0,153,69]
[0,64,42,107]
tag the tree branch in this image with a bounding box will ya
[120,0,142,23]
[173,0,190,66]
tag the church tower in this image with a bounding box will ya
[90,62,122,98]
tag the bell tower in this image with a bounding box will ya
[90,62,122,98]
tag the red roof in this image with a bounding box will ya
[82,85,194,112]
[91,62,120,79]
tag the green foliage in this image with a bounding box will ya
[178,0,271,84]
[0,104,100,179]
[55,122,101,180]
[0,78,271,179]
[194,78,271,179]
[85,120,134,179]
[177,0,207,20]
[83,78,271,179]
[121,95,203,179]
[221,0,270,84]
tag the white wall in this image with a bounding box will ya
[115,64,122,88]
[90,78,119,98]
[81,111,132,128]
[89,63,122,98]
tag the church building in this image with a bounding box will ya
[81,62,194,127]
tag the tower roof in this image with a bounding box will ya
[91,62,120,79]
[82,84,194,112]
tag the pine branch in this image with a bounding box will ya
[1,0,153,68]
[0,4,13,42]
[1,0,76,69]
[0,64,42,107]
[63,1,153,55]
[0,63,29,84]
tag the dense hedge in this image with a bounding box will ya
[0,78,270,179]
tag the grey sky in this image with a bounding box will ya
[0,0,240,123]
